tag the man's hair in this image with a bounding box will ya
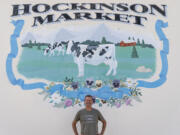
[85,95,93,100]
[84,95,95,103]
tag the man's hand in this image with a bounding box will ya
[72,120,79,135]
[99,119,106,135]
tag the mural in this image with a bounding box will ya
[18,24,156,81]
[7,3,169,108]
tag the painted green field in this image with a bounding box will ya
[17,46,156,82]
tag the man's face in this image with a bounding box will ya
[84,97,93,107]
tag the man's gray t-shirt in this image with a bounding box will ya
[74,108,105,135]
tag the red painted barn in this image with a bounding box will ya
[120,41,136,47]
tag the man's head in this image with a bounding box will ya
[84,95,94,107]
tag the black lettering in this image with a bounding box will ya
[129,15,147,26]
[90,3,98,10]
[96,12,113,20]
[52,3,69,11]
[130,4,148,13]
[74,12,92,20]
[116,3,129,12]
[99,3,115,11]
[33,14,54,26]
[149,4,167,16]
[56,13,72,21]
[32,4,50,13]
[115,14,130,23]
[11,4,31,16]
[71,3,88,10]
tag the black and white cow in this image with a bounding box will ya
[44,42,65,56]
[66,40,118,77]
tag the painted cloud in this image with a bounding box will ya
[136,66,152,73]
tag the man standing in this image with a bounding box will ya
[72,95,107,135]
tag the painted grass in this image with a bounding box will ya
[17,46,156,82]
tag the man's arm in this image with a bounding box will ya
[97,110,106,135]
[100,119,106,135]
[72,110,80,135]
[72,120,79,135]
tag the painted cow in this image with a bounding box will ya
[66,40,117,77]
[44,42,65,56]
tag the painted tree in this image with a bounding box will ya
[37,43,41,50]
[131,46,139,58]
[142,39,146,48]
[137,38,140,46]
[142,39,145,45]
[101,37,107,44]
[28,40,33,48]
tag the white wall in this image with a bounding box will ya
[0,0,180,135]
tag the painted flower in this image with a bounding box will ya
[92,96,96,103]
[45,86,50,90]
[86,78,94,87]
[95,99,100,103]
[66,86,73,91]
[125,78,137,88]
[95,80,103,88]
[65,99,73,107]
[71,82,79,89]
[125,99,132,105]
[50,82,55,86]
[120,81,126,87]
[75,99,80,104]
[101,100,107,104]
[112,79,120,88]
[47,92,61,105]
[115,102,121,108]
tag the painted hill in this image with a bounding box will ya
[54,28,75,42]
[21,32,36,44]
[90,24,120,42]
